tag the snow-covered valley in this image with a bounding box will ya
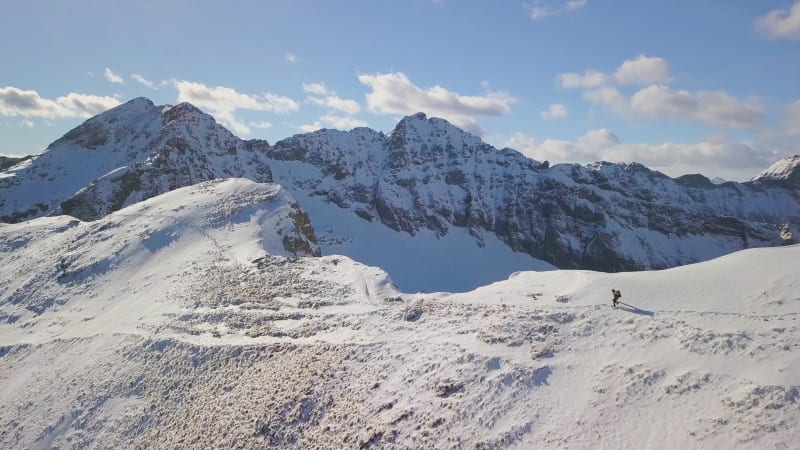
[1,178,797,449]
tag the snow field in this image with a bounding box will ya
[0,179,798,449]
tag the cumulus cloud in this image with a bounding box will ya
[303,82,361,115]
[630,85,763,128]
[613,54,670,85]
[285,53,298,63]
[562,54,760,128]
[583,87,629,114]
[557,70,609,89]
[172,80,298,135]
[300,114,368,132]
[104,67,124,84]
[785,100,800,135]
[131,74,156,89]
[302,83,329,96]
[504,129,775,181]
[541,103,568,120]
[505,129,778,181]
[505,132,597,163]
[0,86,120,119]
[754,1,800,40]
[357,72,516,133]
[308,96,361,115]
[559,55,669,89]
[577,128,619,148]
[528,0,587,20]
[249,121,272,129]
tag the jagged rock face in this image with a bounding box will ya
[269,114,800,272]
[0,98,272,222]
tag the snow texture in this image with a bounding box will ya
[1,180,798,449]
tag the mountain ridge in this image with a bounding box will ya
[2,97,799,276]
[267,112,800,272]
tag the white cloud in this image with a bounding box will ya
[303,82,361,115]
[528,0,587,20]
[504,129,776,180]
[559,55,668,89]
[357,72,516,133]
[303,83,361,114]
[0,86,120,119]
[613,54,670,85]
[172,80,299,136]
[541,103,568,120]
[104,67,124,84]
[583,86,629,114]
[630,85,763,128]
[308,95,361,115]
[754,1,800,40]
[285,53,298,63]
[131,74,156,89]
[249,121,272,129]
[20,120,34,128]
[785,100,800,135]
[557,70,609,89]
[300,114,368,132]
[577,128,619,148]
[561,55,761,129]
[302,83,329,96]
[505,132,596,163]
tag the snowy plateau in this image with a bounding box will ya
[0,98,799,449]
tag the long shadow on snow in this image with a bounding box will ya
[616,301,655,317]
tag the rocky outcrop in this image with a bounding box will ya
[0,155,32,171]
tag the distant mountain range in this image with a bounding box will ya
[2,97,798,274]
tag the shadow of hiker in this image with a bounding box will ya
[616,301,655,317]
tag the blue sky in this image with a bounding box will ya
[1,0,799,180]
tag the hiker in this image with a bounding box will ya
[611,289,621,307]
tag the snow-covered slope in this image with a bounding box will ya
[267,157,555,293]
[0,178,319,328]
[0,180,797,448]
[0,154,32,171]
[0,98,272,222]
[268,114,800,274]
[752,154,800,188]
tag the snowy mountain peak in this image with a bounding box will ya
[0,98,272,222]
[753,154,800,187]
[389,112,484,151]
[52,97,162,151]
[3,99,800,282]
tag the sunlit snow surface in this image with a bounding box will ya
[1,179,798,449]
